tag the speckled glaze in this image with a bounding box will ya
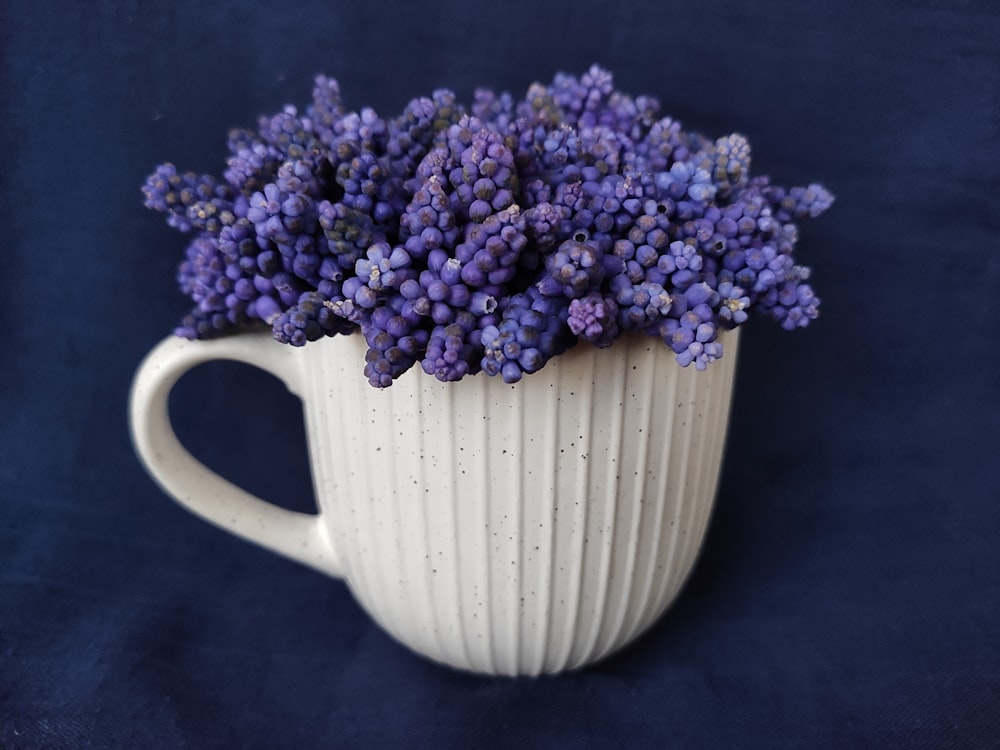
[130,328,739,676]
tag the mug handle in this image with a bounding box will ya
[128,330,344,579]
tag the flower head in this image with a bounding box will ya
[144,67,829,385]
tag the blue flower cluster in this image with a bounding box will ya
[143,66,831,386]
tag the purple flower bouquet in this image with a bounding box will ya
[143,65,831,387]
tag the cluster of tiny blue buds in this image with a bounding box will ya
[143,65,831,386]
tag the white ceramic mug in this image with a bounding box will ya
[129,328,739,676]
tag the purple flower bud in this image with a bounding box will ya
[448,284,471,308]
[354,286,377,309]
[427,279,449,302]
[460,263,487,288]
[234,278,256,301]
[440,257,462,286]
[400,278,423,300]
[254,295,281,322]
[470,291,498,316]
[431,302,453,325]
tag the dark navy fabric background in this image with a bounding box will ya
[2,1,998,747]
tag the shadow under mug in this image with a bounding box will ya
[129,328,739,676]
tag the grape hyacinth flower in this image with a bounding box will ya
[567,293,620,348]
[480,287,572,383]
[143,66,832,386]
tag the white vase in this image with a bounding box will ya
[129,328,739,676]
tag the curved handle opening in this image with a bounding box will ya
[128,331,344,579]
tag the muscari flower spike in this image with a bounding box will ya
[143,66,832,386]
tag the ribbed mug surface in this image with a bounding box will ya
[303,331,739,675]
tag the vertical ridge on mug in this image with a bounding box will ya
[557,352,595,672]
[599,343,657,658]
[411,383,444,662]
[679,368,714,588]
[478,382,500,675]
[511,382,527,674]
[440,383,469,668]
[386,387,411,649]
[570,348,623,669]
[676,367,723,604]
[530,376,561,674]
